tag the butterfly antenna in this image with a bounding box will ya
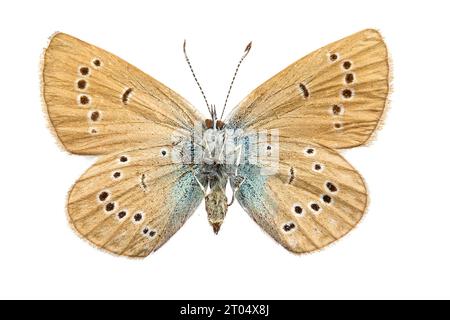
[220,41,252,120]
[183,40,213,117]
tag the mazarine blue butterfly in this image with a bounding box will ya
[41,29,390,257]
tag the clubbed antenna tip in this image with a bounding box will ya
[219,40,253,120]
[245,41,252,53]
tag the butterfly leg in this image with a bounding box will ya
[227,144,245,206]
[192,169,207,195]
[228,175,245,206]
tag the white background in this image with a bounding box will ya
[1,0,449,300]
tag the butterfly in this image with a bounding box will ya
[41,29,390,257]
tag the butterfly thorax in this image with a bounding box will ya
[202,127,226,165]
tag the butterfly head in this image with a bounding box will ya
[205,119,225,130]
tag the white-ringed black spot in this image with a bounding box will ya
[117,210,127,220]
[142,227,149,235]
[304,148,315,156]
[326,181,338,193]
[149,230,156,237]
[90,128,98,134]
[98,191,109,202]
[310,202,321,213]
[322,194,332,204]
[329,53,339,62]
[79,66,89,76]
[90,111,100,121]
[77,79,87,90]
[105,202,115,212]
[313,163,324,172]
[79,95,90,105]
[283,222,296,232]
[160,148,168,157]
[343,61,352,70]
[341,88,353,99]
[113,171,121,179]
[133,212,144,223]
[334,122,343,130]
[292,203,303,215]
[92,58,101,67]
[345,73,355,84]
[119,155,128,163]
[332,104,343,115]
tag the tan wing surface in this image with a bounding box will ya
[227,29,390,149]
[68,147,205,258]
[42,33,203,155]
[236,139,367,253]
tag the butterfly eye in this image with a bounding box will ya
[119,155,128,163]
[216,120,225,129]
[112,171,122,179]
[149,230,157,238]
[334,122,344,130]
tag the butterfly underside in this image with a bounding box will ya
[42,29,389,257]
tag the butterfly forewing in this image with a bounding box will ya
[236,139,367,253]
[42,33,203,155]
[227,29,390,149]
[68,147,205,257]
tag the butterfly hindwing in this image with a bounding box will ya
[68,147,205,257]
[42,33,203,155]
[227,29,390,149]
[236,139,367,253]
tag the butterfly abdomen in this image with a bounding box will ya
[205,177,228,234]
